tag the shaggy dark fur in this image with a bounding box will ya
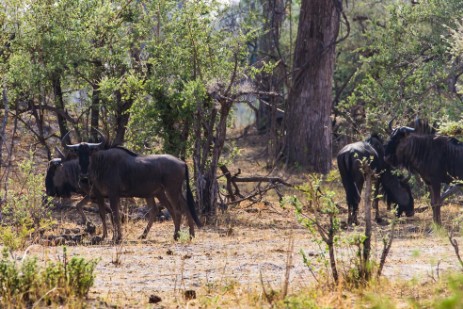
[337,135,414,225]
[384,127,463,224]
[67,142,202,243]
[45,158,109,226]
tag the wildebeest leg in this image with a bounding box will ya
[348,177,363,226]
[140,198,160,239]
[179,195,196,239]
[96,197,109,240]
[156,191,181,240]
[75,196,90,225]
[166,190,195,240]
[109,195,122,243]
[430,183,442,225]
[347,200,359,225]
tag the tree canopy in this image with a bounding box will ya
[1,0,463,213]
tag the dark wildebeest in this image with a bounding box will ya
[384,126,463,225]
[337,135,414,225]
[66,142,202,242]
[45,157,113,236]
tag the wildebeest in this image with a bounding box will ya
[384,126,463,225]
[66,142,202,242]
[337,134,414,225]
[45,157,113,236]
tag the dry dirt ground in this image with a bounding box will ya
[23,201,463,308]
[9,130,463,307]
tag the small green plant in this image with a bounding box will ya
[282,174,341,286]
[177,229,192,243]
[283,169,396,291]
[0,154,55,250]
[0,247,98,308]
[434,274,463,309]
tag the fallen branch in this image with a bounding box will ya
[218,164,292,206]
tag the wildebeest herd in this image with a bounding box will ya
[337,134,414,225]
[45,118,460,243]
[338,118,462,226]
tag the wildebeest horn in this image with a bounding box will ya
[49,158,62,166]
[387,117,396,133]
[400,126,415,133]
[91,127,106,144]
[55,146,65,159]
[61,130,73,143]
[65,144,80,150]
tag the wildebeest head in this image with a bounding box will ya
[45,158,63,196]
[65,142,103,178]
[388,117,437,135]
[337,134,415,224]
[380,169,414,217]
[45,158,81,197]
[384,126,415,167]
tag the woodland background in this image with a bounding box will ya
[1,0,463,213]
[1,1,463,307]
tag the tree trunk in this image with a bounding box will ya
[113,91,132,146]
[256,0,286,164]
[90,84,100,143]
[90,61,104,142]
[51,74,70,145]
[286,0,340,173]
[363,168,372,274]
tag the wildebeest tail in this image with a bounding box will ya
[337,153,361,207]
[185,164,202,227]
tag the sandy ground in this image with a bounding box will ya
[19,203,463,308]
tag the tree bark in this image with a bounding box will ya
[256,0,286,164]
[90,61,104,142]
[113,91,132,146]
[286,0,340,173]
[51,74,70,145]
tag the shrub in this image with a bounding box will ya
[0,154,55,250]
[0,247,98,308]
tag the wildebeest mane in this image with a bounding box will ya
[111,145,139,157]
[409,118,437,135]
[400,135,458,173]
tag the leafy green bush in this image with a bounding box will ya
[282,173,341,287]
[283,170,395,290]
[0,247,98,308]
[0,154,55,250]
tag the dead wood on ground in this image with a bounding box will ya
[218,165,292,207]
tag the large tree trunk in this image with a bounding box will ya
[286,0,340,173]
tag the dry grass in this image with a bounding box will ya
[3,128,463,307]
[13,192,463,308]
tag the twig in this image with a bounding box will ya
[377,219,396,278]
[448,230,463,269]
[282,233,294,298]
